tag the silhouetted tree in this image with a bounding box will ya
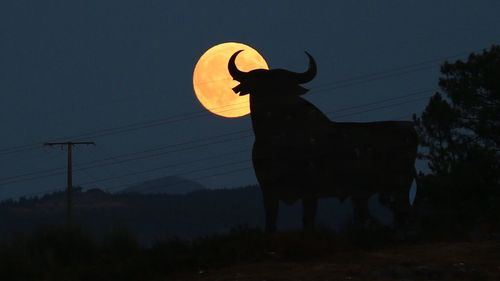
[414,45,500,229]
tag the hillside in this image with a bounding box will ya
[0,186,351,243]
[121,175,206,194]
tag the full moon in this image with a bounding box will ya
[193,42,268,118]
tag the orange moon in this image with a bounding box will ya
[193,42,268,118]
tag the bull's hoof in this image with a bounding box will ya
[265,226,277,233]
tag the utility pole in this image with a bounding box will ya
[44,141,95,226]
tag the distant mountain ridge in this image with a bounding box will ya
[122,176,206,195]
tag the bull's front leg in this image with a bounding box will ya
[302,197,318,230]
[262,191,279,233]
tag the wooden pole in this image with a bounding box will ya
[44,141,95,226]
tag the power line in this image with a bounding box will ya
[329,95,432,119]
[309,49,472,92]
[325,88,434,114]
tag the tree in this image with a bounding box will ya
[414,45,500,229]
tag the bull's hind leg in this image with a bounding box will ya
[393,195,410,228]
[352,195,370,229]
[262,192,279,233]
[302,197,318,230]
[391,173,417,231]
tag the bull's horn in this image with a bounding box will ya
[228,50,246,81]
[292,51,317,84]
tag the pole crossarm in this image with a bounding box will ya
[44,141,95,225]
[44,141,96,146]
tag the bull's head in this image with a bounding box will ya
[228,50,316,98]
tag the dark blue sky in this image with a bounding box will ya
[1,1,499,199]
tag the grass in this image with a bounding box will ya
[0,224,466,281]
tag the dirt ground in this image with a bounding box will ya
[171,240,500,281]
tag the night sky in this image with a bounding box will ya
[1,1,499,200]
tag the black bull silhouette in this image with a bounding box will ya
[228,50,418,232]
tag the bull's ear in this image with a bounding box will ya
[232,84,242,94]
[232,84,251,96]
